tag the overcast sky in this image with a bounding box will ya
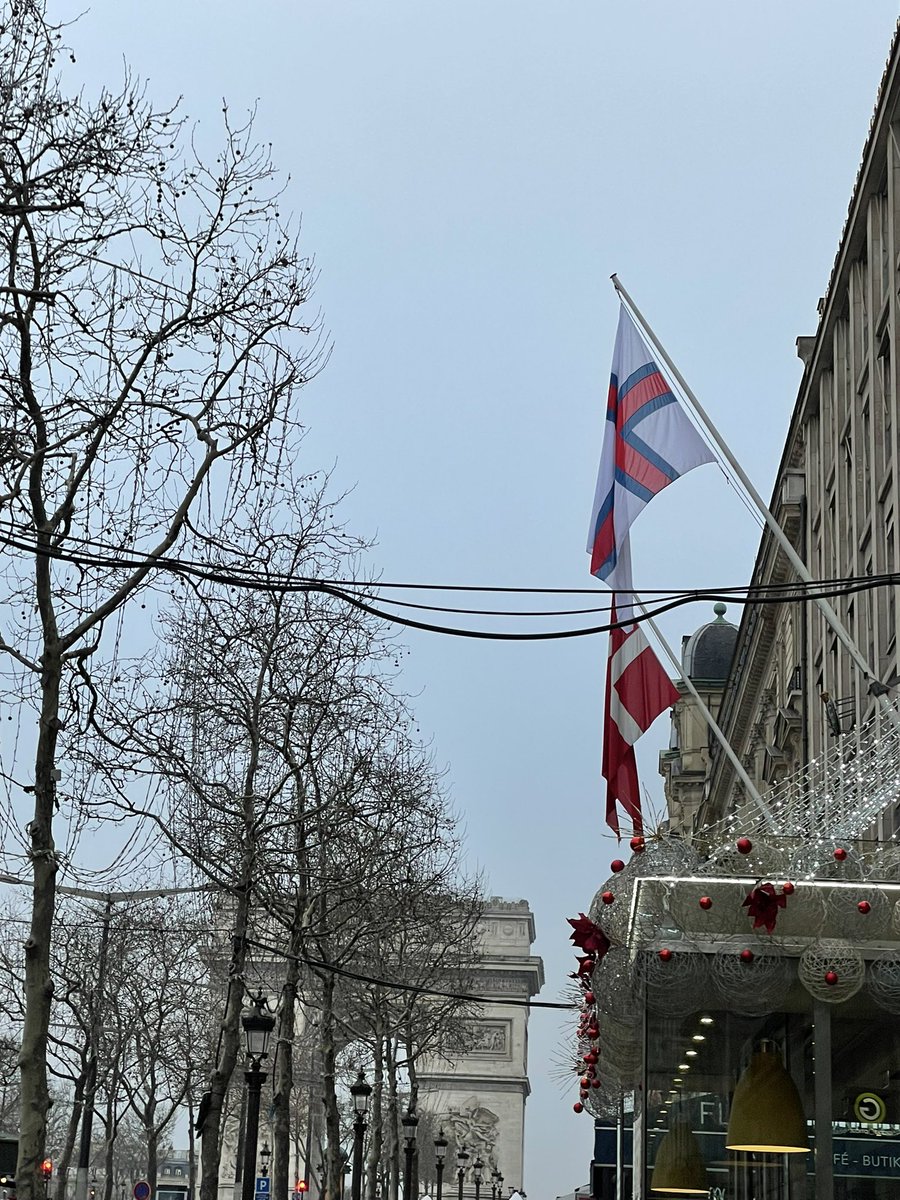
[61,2,900,1194]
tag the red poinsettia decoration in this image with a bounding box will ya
[567,913,611,959]
[742,882,788,934]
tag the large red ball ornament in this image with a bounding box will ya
[583,991,595,1005]
[592,1079,601,1088]
[573,1102,584,1114]
[587,1025,600,1039]
[740,948,754,964]
[834,847,848,862]
[782,881,795,895]
[736,837,753,854]
[580,1089,589,1100]
[658,947,673,962]
[580,1075,591,1088]
[584,1051,598,1064]
[699,896,713,910]
[630,836,645,853]
[601,891,615,905]
[858,900,872,914]
[825,970,839,986]
[610,859,626,873]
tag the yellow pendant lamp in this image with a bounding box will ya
[650,1121,708,1195]
[726,1048,809,1154]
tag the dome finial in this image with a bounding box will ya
[713,602,727,622]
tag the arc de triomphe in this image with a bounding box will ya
[418,898,544,1193]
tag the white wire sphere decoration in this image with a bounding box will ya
[790,840,866,882]
[798,938,865,1003]
[770,880,827,939]
[590,872,636,947]
[592,946,639,1023]
[634,942,711,1017]
[582,1074,625,1120]
[867,951,900,1015]
[711,936,793,1016]
[637,836,703,877]
[702,839,786,880]
[825,885,891,940]
[889,897,900,939]
[862,843,900,882]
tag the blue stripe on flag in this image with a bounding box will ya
[617,361,658,402]
[620,389,676,437]
[624,431,680,484]
[614,465,656,504]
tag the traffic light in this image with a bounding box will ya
[294,1182,308,1195]
[39,1161,52,1182]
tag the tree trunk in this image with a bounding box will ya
[385,1039,399,1200]
[272,944,300,1200]
[19,647,62,1200]
[187,1078,198,1200]
[363,1025,383,1200]
[56,1072,86,1200]
[318,974,342,1200]
[146,1120,158,1200]
[199,885,252,1200]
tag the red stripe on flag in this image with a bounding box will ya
[616,439,673,496]
[614,642,679,731]
[617,370,670,425]
[590,510,615,576]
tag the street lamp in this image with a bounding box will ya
[349,1069,372,1200]
[401,1109,419,1200]
[456,1146,469,1200]
[240,991,276,1200]
[472,1159,483,1200]
[490,1168,501,1200]
[434,1129,448,1200]
[260,1142,271,1178]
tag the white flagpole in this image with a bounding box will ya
[612,274,900,732]
[634,599,774,828]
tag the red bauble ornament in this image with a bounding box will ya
[580,1089,588,1099]
[573,1102,584,1114]
[587,1025,600,1039]
[739,948,754,963]
[825,970,839,986]
[834,846,848,862]
[610,859,626,873]
[630,836,645,853]
[580,1075,591,1088]
[601,891,615,905]
[583,991,595,1005]
[583,1050,598,1064]
[736,837,753,854]
[699,896,713,910]
[782,881,795,895]
[858,900,871,914]
[658,947,673,962]
[592,1079,601,1088]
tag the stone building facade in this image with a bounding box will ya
[418,899,544,1195]
[673,23,900,833]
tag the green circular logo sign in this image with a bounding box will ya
[854,1092,887,1123]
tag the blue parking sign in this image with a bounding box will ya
[256,1180,270,1195]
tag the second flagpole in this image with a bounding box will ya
[612,273,900,733]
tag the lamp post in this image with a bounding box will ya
[349,1069,372,1200]
[490,1168,501,1200]
[240,992,276,1200]
[456,1146,469,1200]
[434,1130,448,1200]
[260,1143,271,1178]
[472,1159,483,1200]
[401,1109,419,1200]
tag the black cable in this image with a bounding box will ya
[245,935,576,1010]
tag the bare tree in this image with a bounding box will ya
[0,1,321,1192]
